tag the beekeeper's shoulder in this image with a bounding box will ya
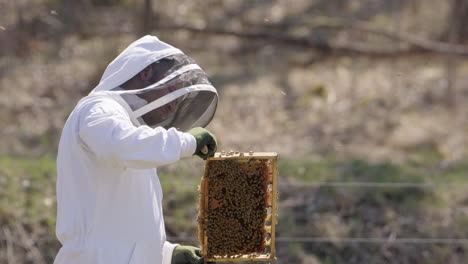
[74,94,129,121]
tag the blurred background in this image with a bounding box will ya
[2,0,468,263]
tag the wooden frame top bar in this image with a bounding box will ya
[209,152,278,160]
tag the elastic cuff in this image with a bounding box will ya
[178,132,197,158]
[162,241,179,264]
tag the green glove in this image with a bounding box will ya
[172,245,203,264]
[187,127,217,160]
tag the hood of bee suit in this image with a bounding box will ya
[88,35,218,132]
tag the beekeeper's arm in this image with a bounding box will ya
[78,98,199,169]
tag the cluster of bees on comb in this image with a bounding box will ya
[201,157,271,258]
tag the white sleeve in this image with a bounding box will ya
[162,241,179,264]
[78,99,197,169]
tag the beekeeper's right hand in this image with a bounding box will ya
[172,245,204,264]
[188,127,217,160]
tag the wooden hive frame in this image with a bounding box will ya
[198,152,278,262]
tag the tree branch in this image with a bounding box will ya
[304,17,468,56]
[156,18,468,57]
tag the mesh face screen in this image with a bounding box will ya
[117,53,217,131]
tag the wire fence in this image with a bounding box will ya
[4,235,468,245]
[166,236,468,245]
[158,179,468,247]
[3,178,467,251]
[161,181,468,188]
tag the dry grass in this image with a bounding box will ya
[205,55,468,165]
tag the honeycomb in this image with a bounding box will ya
[198,152,277,262]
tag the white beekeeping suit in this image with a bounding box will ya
[54,35,218,264]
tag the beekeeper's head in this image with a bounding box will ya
[90,35,218,132]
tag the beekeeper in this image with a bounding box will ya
[54,35,218,264]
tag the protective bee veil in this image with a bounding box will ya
[90,36,218,131]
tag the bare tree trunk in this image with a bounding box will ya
[140,0,153,36]
[450,0,468,44]
[62,0,91,34]
[62,0,74,32]
[13,2,29,57]
[444,0,466,108]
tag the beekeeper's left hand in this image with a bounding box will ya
[188,127,217,160]
[172,245,203,264]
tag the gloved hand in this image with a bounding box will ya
[187,127,217,160]
[172,245,203,264]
